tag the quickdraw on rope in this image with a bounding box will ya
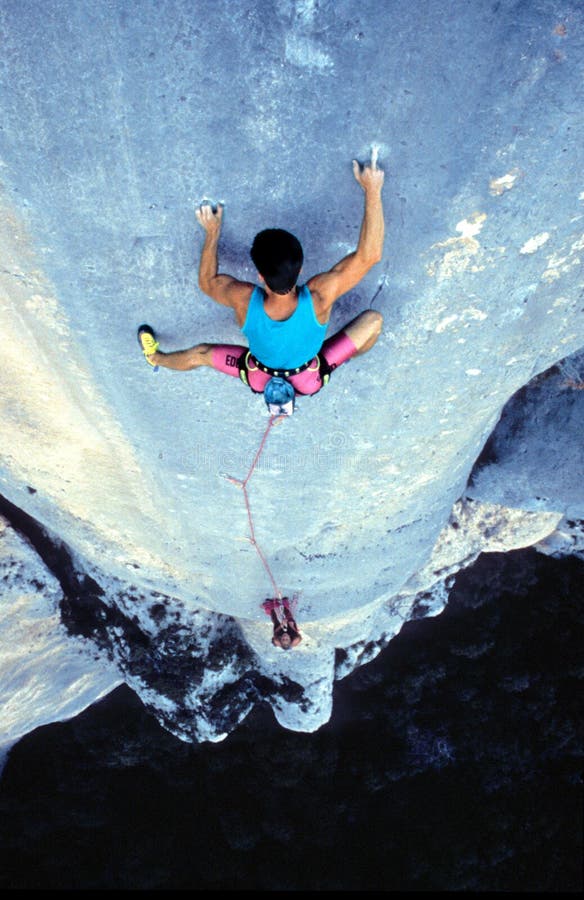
[223,414,285,599]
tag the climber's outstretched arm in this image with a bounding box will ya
[308,154,385,322]
[196,202,253,327]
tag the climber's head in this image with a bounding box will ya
[279,631,293,650]
[251,228,303,294]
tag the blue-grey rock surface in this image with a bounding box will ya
[0,0,583,749]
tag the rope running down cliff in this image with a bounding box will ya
[224,414,285,599]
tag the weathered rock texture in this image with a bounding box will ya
[0,1,582,749]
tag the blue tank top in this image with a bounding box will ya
[242,284,328,369]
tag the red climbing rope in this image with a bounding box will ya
[225,414,285,598]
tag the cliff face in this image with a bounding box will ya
[1,0,583,752]
[0,512,121,769]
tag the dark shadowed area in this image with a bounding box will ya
[1,547,581,892]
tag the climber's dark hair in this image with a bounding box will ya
[250,228,303,294]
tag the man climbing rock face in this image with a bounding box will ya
[138,152,385,402]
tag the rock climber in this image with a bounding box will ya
[138,151,385,407]
[261,597,302,650]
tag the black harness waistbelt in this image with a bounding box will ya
[244,351,318,378]
[237,350,332,395]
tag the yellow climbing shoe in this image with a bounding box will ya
[137,324,159,368]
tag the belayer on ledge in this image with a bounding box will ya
[261,597,302,650]
[138,151,385,414]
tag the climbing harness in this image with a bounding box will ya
[240,349,316,379]
[237,349,332,397]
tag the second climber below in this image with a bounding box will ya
[138,151,385,400]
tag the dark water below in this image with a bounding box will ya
[0,547,582,891]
